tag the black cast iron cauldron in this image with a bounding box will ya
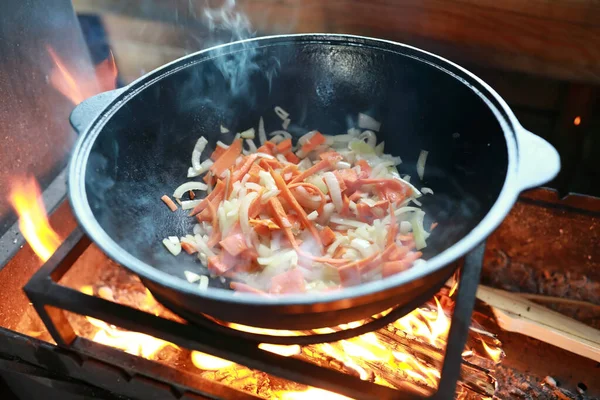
[68,34,559,330]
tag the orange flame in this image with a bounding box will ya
[8,177,61,262]
[279,388,351,400]
[47,46,117,105]
[481,340,503,363]
[190,351,235,370]
[79,286,177,359]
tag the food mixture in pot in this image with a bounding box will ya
[161,109,432,295]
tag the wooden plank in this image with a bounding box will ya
[74,0,600,82]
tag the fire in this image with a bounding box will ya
[47,46,117,105]
[8,177,61,262]
[394,296,450,348]
[481,340,504,363]
[79,286,177,359]
[190,351,235,370]
[279,388,351,400]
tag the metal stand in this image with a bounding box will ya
[24,227,484,400]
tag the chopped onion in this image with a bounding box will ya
[245,139,257,153]
[307,210,319,221]
[359,130,377,147]
[417,150,428,180]
[163,237,181,256]
[323,172,343,212]
[274,106,289,120]
[173,182,208,198]
[259,170,277,190]
[336,161,351,169]
[194,234,216,258]
[217,141,229,149]
[258,117,266,145]
[240,192,259,245]
[319,203,335,225]
[220,125,229,133]
[358,113,381,131]
[260,189,280,204]
[191,137,208,171]
[245,182,262,192]
[187,159,214,177]
[184,270,201,283]
[198,275,209,290]
[241,128,255,139]
[282,118,291,130]
[270,134,285,144]
[375,141,385,155]
[298,130,317,145]
[411,211,430,250]
[421,187,434,195]
[400,221,412,234]
[411,198,422,207]
[181,199,203,210]
[351,238,374,258]
[330,216,369,229]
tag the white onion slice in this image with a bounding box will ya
[282,118,291,130]
[163,237,181,256]
[258,117,267,145]
[241,128,255,139]
[173,182,208,198]
[240,192,259,246]
[256,152,275,160]
[400,221,412,234]
[191,137,208,171]
[307,210,319,221]
[181,199,203,210]
[245,139,257,153]
[323,172,343,212]
[358,113,381,131]
[298,130,316,145]
[421,187,434,195]
[417,150,429,180]
[194,234,216,258]
[220,125,229,134]
[274,106,289,120]
[217,141,229,149]
[187,159,214,177]
[359,130,377,147]
[184,270,201,283]
[198,275,209,290]
[245,182,262,191]
[260,189,280,204]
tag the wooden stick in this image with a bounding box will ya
[476,285,600,363]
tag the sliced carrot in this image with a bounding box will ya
[230,282,268,295]
[332,246,346,259]
[250,218,280,230]
[301,131,326,154]
[189,190,196,200]
[288,182,326,213]
[289,159,332,185]
[259,157,282,170]
[210,139,243,177]
[256,145,273,155]
[349,190,366,202]
[285,152,301,163]
[248,191,264,218]
[275,138,292,154]
[219,233,248,257]
[268,197,297,249]
[387,246,409,261]
[247,163,264,183]
[382,261,410,278]
[189,180,224,216]
[232,154,258,182]
[203,172,215,185]
[210,145,227,161]
[161,195,178,212]
[181,242,197,254]
[341,194,351,216]
[333,168,358,188]
[320,227,336,247]
[208,255,233,275]
[270,269,306,294]
[338,263,361,287]
[270,168,322,250]
[430,222,438,231]
[196,188,225,221]
[319,151,343,163]
[356,159,372,178]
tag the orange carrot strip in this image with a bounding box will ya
[270,269,306,294]
[333,169,358,188]
[268,197,297,248]
[356,159,372,178]
[338,263,361,287]
[190,180,224,216]
[196,188,225,221]
[189,190,196,200]
[210,139,243,177]
[181,242,197,254]
[320,227,336,247]
[256,145,273,155]
[285,152,301,164]
[319,151,343,163]
[270,168,323,250]
[161,195,178,212]
[387,246,409,261]
[210,146,227,161]
[230,282,268,295]
[208,255,233,275]
[259,158,282,170]
[289,159,332,185]
[219,233,249,257]
[301,131,326,154]
[387,203,398,247]
[232,154,258,182]
[275,138,292,154]
[382,261,410,278]
[288,182,326,213]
